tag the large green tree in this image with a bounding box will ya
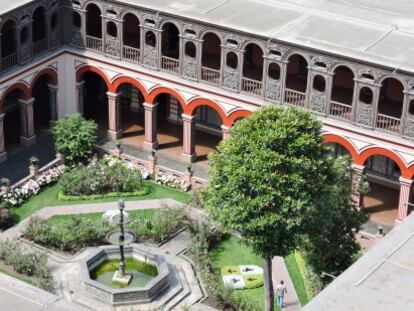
[51,114,97,166]
[202,106,364,310]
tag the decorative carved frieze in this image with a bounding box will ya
[143,46,158,68]
[265,79,282,101]
[310,93,326,114]
[356,103,374,127]
[71,31,85,48]
[183,58,198,80]
[223,69,240,91]
[404,117,414,138]
[105,39,121,58]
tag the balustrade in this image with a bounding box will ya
[201,67,220,85]
[85,35,103,52]
[1,53,18,71]
[122,46,140,63]
[284,88,306,107]
[329,101,352,120]
[161,56,179,74]
[32,38,48,56]
[376,114,401,133]
[241,77,262,96]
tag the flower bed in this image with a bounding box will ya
[0,166,64,209]
[155,173,190,192]
[221,265,264,290]
[23,206,187,252]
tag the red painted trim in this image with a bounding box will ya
[227,109,252,127]
[357,147,410,178]
[29,67,58,93]
[110,76,150,103]
[186,98,227,123]
[147,86,187,111]
[76,65,111,90]
[323,133,359,162]
[0,82,30,111]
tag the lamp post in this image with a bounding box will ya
[118,199,126,276]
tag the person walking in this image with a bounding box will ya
[276,280,287,309]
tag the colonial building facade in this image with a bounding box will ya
[1,0,414,225]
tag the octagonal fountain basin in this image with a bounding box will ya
[81,245,170,306]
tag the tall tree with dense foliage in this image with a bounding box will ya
[51,114,97,166]
[202,106,365,311]
[303,156,368,280]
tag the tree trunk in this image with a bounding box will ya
[264,256,274,311]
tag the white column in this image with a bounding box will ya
[143,102,158,151]
[397,177,413,222]
[181,114,196,163]
[76,81,85,114]
[19,98,36,146]
[107,92,122,141]
[47,84,58,123]
[0,113,7,162]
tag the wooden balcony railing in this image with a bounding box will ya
[1,53,18,71]
[201,66,220,85]
[329,101,352,121]
[122,46,140,63]
[85,35,103,52]
[241,77,262,96]
[376,114,401,133]
[32,38,48,56]
[284,88,306,107]
[161,56,179,74]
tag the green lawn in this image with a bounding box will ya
[10,181,191,223]
[284,252,310,305]
[210,236,278,310]
[47,209,157,226]
[210,237,315,310]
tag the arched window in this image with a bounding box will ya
[409,99,414,115]
[145,31,156,47]
[359,87,373,104]
[313,75,326,92]
[73,12,81,28]
[378,78,404,119]
[243,43,263,81]
[202,32,221,70]
[161,22,179,59]
[185,41,196,58]
[106,21,117,38]
[51,12,58,30]
[268,63,280,80]
[332,66,354,105]
[286,54,308,93]
[1,20,17,57]
[32,6,46,42]
[226,52,238,69]
[123,13,140,49]
[20,26,29,44]
[86,3,102,38]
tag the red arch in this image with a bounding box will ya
[110,76,149,102]
[358,147,409,178]
[186,98,227,124]
[226,109,252,127]
[323,133,359,162]
[0,82,30,112]
[76,65,112,90]
[29,68,58,93]
[147,86,187,111]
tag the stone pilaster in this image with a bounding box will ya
[107,92,122,141]
[19,98,36,146]
[143,102,159,151]
[47,84,58,123]
[351,164,365,209]
[76,81,85,114]
[397,177,413,222]
[221,124,230,139]
[181,114,196,163]
[0,113,7,162]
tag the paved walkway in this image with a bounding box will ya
[0,132,55,184]
[273,256,301,311]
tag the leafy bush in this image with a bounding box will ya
[0,239,52,291]
[51,114,97,165]
[59,157,145,196]
[0,208,10,229]
[24,206,187,252]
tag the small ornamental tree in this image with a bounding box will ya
[51,114,97,166]
[201,106,364,311]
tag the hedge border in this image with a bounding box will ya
[57,187,150,201]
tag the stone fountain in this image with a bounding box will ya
[106,199,135,285]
